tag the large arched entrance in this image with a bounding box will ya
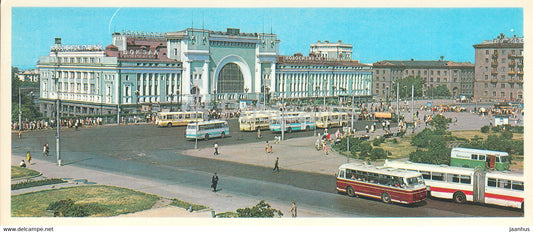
[217,63,244,93]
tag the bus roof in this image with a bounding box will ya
[486,170,523,180]
[187,120,227,126]
[451,147,509,156]
[338,163,422,178]
[157,111,203,115]
[384,160,475,176]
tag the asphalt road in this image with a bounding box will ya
[11,120,524,217]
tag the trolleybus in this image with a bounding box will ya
[269,112,315,133]
[336,163,427,204]
[315,112,348,129]
[450,147,510,171]
[239,111,279,132]
[384,160,523,209]
[186,120,229,140]
[155,111,204,127]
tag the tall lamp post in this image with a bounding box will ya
[194,85,200,150]
[176,89,181,111]
[51,47,62,166]
[169,92,175,112]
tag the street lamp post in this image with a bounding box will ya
[135,90,140,113]
[169,92,174,112]
[52,47,61,166]
[194,86,199,150]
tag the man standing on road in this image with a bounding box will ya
[273,157,280,172]
[211,173,219,192]
[26,151,31,165]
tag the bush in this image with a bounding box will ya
[370,148,390,161]
[46,199,108,217]
[235,200,283,218]
[372,136,386,146]
[480,125,490,133]
[11,178,66,190]
[391,138,398,144]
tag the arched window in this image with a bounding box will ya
[217,63,244,93]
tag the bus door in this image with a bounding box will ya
[486,155,496,169]
[473,169,486,204]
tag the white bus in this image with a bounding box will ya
[269,112,315,133]
[186,120,229,140]
[315,112,348,129]
[239,111,279,132]
[384,160,524,209]
[155,111,204,127]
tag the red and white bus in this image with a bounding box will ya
[384,160,524,209]
[336,163,427,204]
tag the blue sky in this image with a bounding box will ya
[12,8,523,69]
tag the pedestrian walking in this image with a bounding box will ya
[365,125,369,133]
[18,130,22,139]
[257,128,262,139]
[273,157,280,172]
[386,120,391,131]
[42,144,50,157]
[211,173,219,192]
[382,121,386,130]
[26,151,31,165]
[265,141,270,154]
[214,142,219,156]
[324,143,328,155]
[289,201,297,218]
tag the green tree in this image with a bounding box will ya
[11,66,42,122]
[394,75,425,98]
[429,114,451,132]
[236,200,283,218]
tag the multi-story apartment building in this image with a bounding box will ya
[372,59,474,101]
[473,33,523,102]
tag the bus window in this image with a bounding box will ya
[479,155,485,160]
[368,172,378,183]
[338,170,345,179]
[471,154,478,160]
[512,181,524,191]
[495,157,500,162]
[488,178,497,187]
[498,179,511,189]
[406,176,424,187]
[420,171,430,179]
[460,175,471,184]
[379,174,392,186]
[431,172,444,181]
[356,171,367,181]
[500,156,507,163]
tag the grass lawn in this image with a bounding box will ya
[11,166,40,179]
[12,185,160,217]
[377,135,417,159]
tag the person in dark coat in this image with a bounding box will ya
[273,157,280,172]
[211,173,219,192]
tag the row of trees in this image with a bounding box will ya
[12,66,42,122]
[333,136,391,161]
[393,76,451,98]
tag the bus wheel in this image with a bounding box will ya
[205,134,210,140]
[346,186,355,197]
[453,192,466,204]
[167,123,172,127]
[381,192,392,204]
[221,132,225,138]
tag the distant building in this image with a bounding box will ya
[275,54,372,104]
[372,59,474,101]
[310,40,352,61]
[473,33,523,102]
[17,69,40,82]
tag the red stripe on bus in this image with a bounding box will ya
[429,186,473,195]
[484,192,523,202]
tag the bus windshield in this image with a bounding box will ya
[405,176,424,187]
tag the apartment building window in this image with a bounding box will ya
[376,70,379,74]
[484,83,488,88]
[443,78,447,82]
[501,83,505,88]
[484,91,488,96]
[502,50,506,55]
[510,83,514,89]
[502,58,506,63]
[437,71,441,75]
[486,50,489,55]
[492,83,497,88]
[501,92,505,97]
[444,71,447,75]
[492,91,496,97]
[500,67,505,72]
[485,58,489,63]
[437,78,440,82]
[512,50,515,55]
[485,75,488,80]
[424,70,427,75]
[431,71,434,75]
